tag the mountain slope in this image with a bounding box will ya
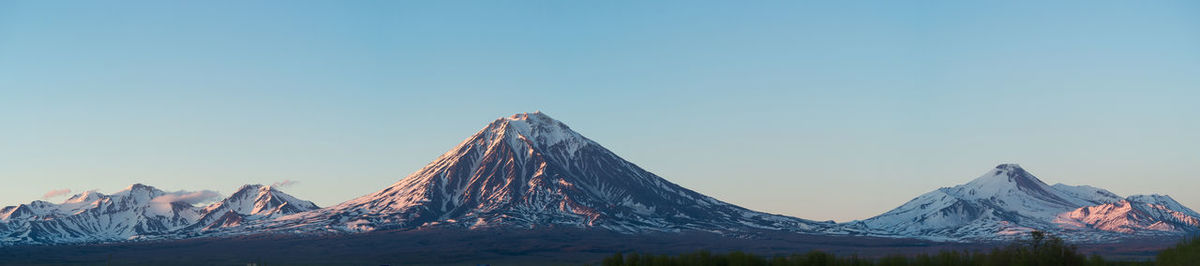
[858,164,1200,242]
[266,112,835,234]
[1050,184,1124,206]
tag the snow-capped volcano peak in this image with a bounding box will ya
[491,111,591,153]
[270,111,833,234]
[863,164,1099,239]
[956,163,1081,208]
[861,164,1200,242]
[965,164,1041,188]
[995,163,1022,170]
[505,110,549,121]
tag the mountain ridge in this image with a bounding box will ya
[0,183,316,245]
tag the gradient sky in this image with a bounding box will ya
[1,1,1197,222]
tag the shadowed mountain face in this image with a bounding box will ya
[857,164,1200,242]
[265,112,837,234]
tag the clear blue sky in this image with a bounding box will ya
[1,1,1197,222]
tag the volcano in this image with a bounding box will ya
[265,112,836,234]
[856,164,1200,242]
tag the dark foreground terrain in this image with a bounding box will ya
[0,228,1180,265]
[604,232,1200,266]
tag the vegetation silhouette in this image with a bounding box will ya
[1156,235,1200,266]
[603,231,1200,266]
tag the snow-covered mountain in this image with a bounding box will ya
[857,164,1200,242]
[185,184,318,232]
[0,184,205,245]
[0,184,315,245]
[1056,199,1200,234]
[1124,194,1200,218]
[263,111,837,234]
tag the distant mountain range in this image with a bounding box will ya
[2,112,1196,246]
[0,184,316,245]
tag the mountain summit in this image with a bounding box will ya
[186,184,318,232]
[270,112,833,233]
